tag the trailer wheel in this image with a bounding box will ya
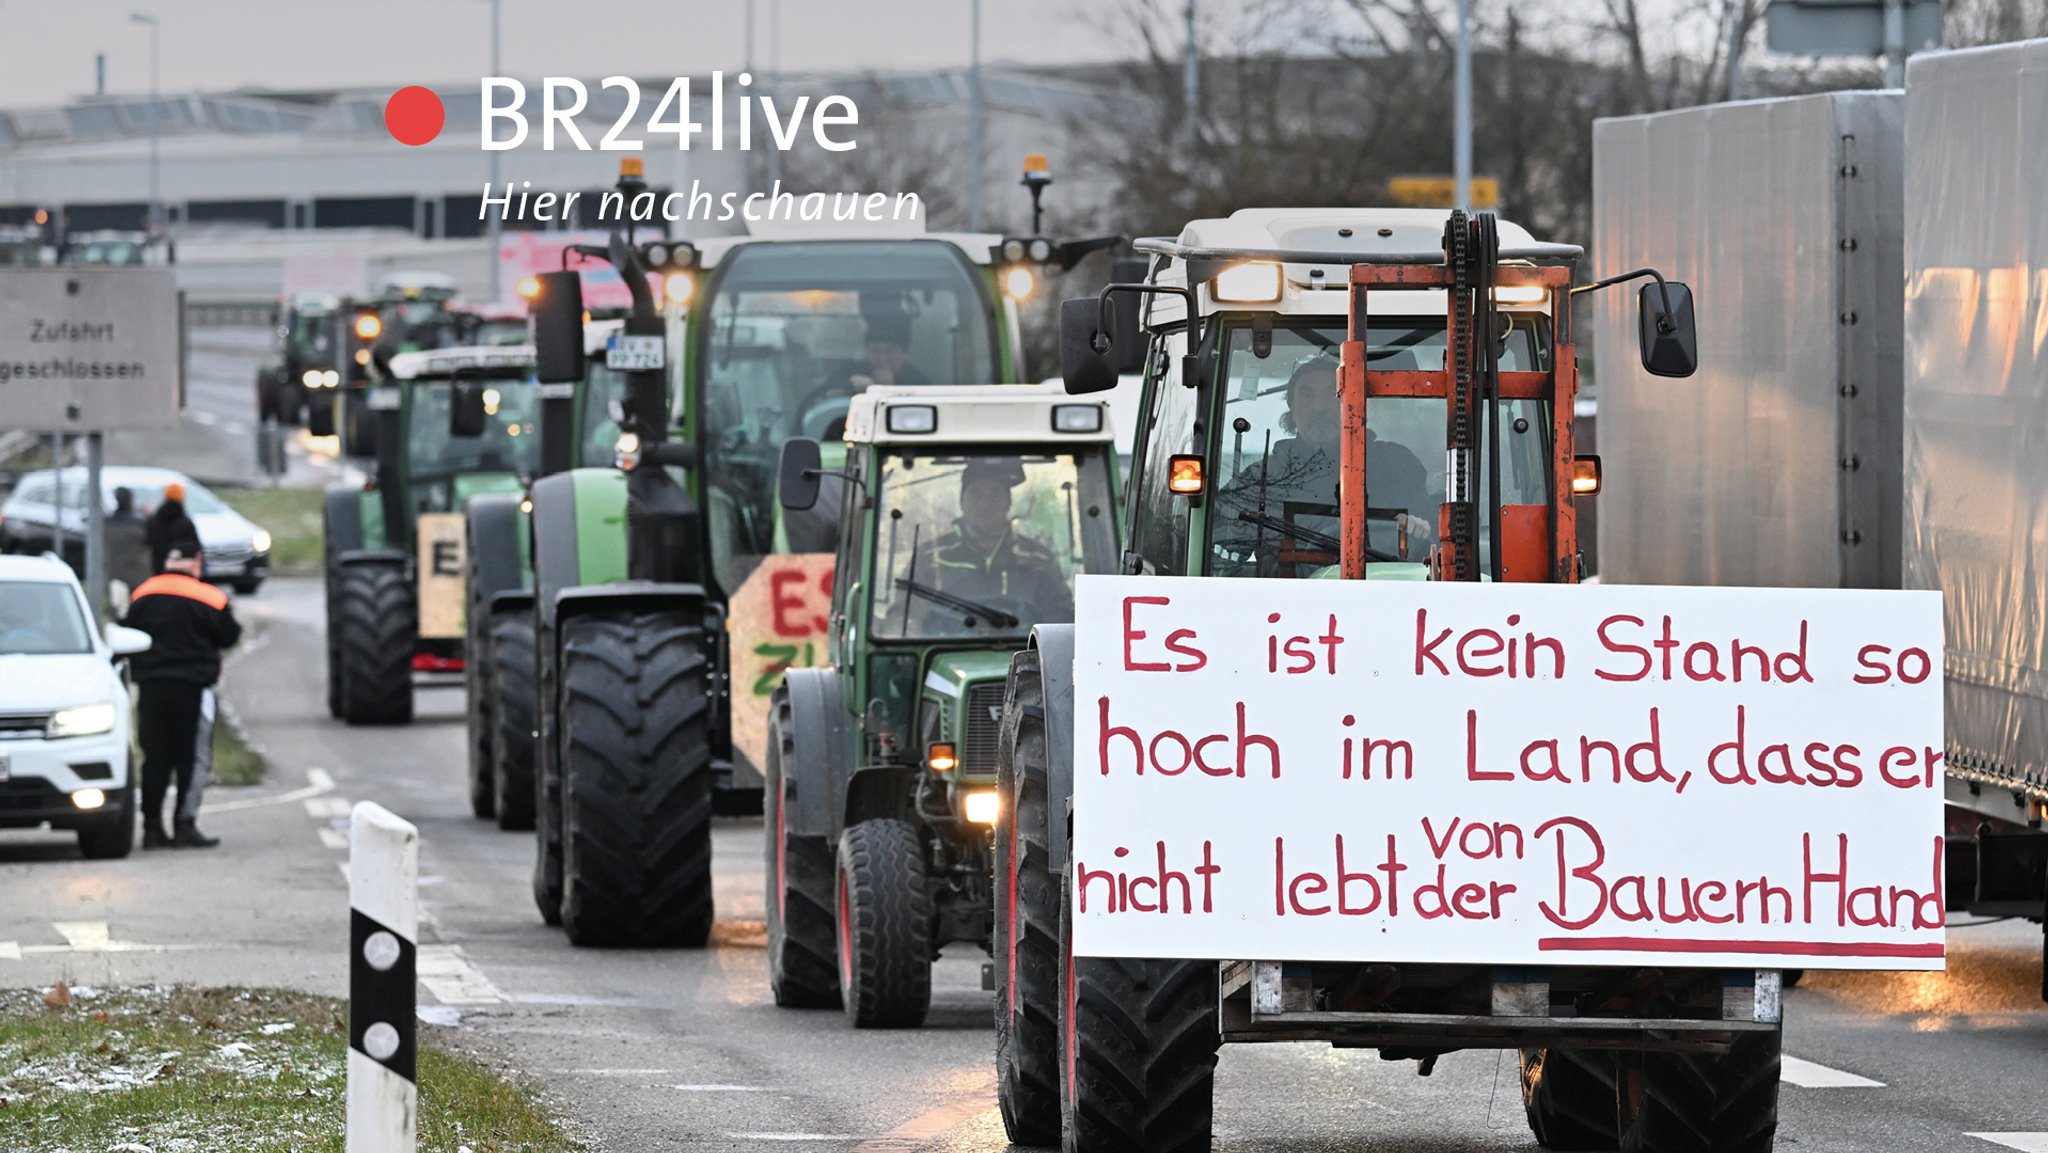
[1059,871,1219,1153]
[558,610,714,948]
[1617,1026,1781,1153]
[1520,1048,1618,1149]
[464,589,497,820]
[835,817,932,1028]
[334,560,415,726]
[490,610,538,831]
[765,690,839,1008]
[995,650,1062,1145]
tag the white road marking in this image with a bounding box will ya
[223,421,248,435]
[417,1005,463,1026]
[205,766,336,814]
[1971,1136,2048,1152]
[417,943,507,1005]
[0,941,21,960]
[1781,1056,1884,1088]
[303,797,353,819]
[318,828,349,850]
[192,411,220,427]
[54,921,111,950]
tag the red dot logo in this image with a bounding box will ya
[384,86,445,146]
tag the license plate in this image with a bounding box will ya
[606,334,665,371]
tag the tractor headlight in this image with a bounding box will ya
[963,790,1000,825]
[1003,266,1036,301]
[665,272,695,306]
[1212,261,1283,303]
[48,703,117,738]
[301,369,320,387]
[615,431,642,471]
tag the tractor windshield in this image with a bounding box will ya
[579,362,632,468]
[407,377,545,478]
[698,239,1002,594]
[1206,319,1552,578]
[290,313,335,360]
[869,447,1116,641]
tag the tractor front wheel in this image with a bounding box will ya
[1520,1048,1619,1149]
[1616,1027,1782,1153]
[1059,870,1219,1153]
[557,610,714,948]
[765,690,839,1008]
[835,817,932,1028]
[995,650,1062,1145]
[333,561,415,726]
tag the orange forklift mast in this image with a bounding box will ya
[1337,210,1579,584]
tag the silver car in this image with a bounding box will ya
[0,466,272,593]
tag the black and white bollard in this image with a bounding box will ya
[347,802,417,1153]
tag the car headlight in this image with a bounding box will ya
[48,703,117,738]
[251,529,272,553]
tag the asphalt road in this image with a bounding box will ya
[4,576,2046,1152]
[98,325,341,488]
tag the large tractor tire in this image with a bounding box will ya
[1059,871,1219,1153]
[307,393,337,438]
[765,688,839,1008]
[464,600,497,821]
[835,817,932,1028]
[1520,1048,1619,1149]
[995,650,1062,1145]
[1617,1027,1782,1153]
[557,610,714,948]
[323,571,345,720]
[333,561,415,726]
[490,611,538,831]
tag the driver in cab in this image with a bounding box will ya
[922,459,1070,623]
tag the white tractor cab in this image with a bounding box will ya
[1097,208,1572,583]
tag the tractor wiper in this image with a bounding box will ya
[894,578,1020,629]
[1233,509,1402,564]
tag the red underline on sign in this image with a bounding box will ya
[1536,937,1945,959]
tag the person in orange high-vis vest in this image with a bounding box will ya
[123,551,241,848]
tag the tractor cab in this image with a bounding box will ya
[1063,209,1595,585]
[767,383,1121,1024]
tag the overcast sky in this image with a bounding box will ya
[0,0,1217,108]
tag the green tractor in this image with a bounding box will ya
[463,318,635,829]
[511,159,1118,948]
[765,384,1121,1027]
[323,345,545,725]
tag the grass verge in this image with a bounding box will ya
[210,710,265,788]
[215,485,325,575]
[0,986,578,1153]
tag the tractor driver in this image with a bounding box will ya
[803,311,933,438]
[918,459,1071,626]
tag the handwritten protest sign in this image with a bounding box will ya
[1070,576,1946,969]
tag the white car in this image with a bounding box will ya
[0,466,272,593]
[0,553,152,858]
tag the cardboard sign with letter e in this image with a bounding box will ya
[1070,576,1946,970]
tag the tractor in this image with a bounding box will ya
[322,344,545,725]
[985,208,1765,1153]
[257,291,343,426]
[765,384,1121,1026]
[309,272,466,455]
[513,157,1119,948]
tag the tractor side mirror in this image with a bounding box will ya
[532,270,585,384]
[1638,281,1698,378]
[449,381,489,438]
[779,437,823,512]
[1059,297,1120,395]
[1108,259,1150,375]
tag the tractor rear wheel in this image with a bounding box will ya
[1520,1048,1619,1149]
[490,610,538,831]
[835,817,932,1028]
[334,561,415,726]
[765,690,839,1008]
[1617,1027,1782,1153]
[323,571,344,720]
[557,610,714,948]
[995,650,1061,1145]
[1059,871,1218,1153]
